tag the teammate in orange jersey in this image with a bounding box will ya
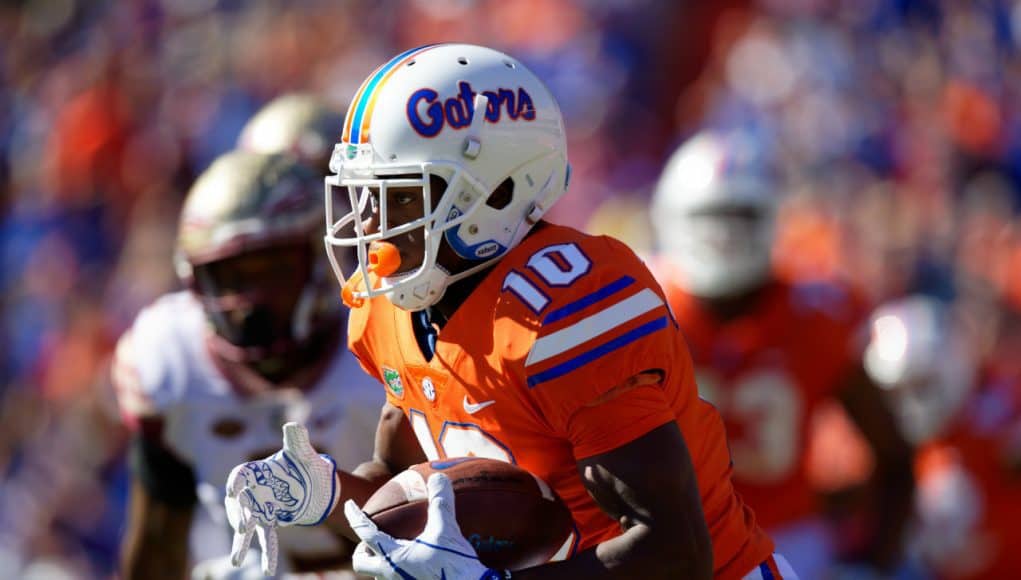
[650,130,915,579]
[219,44,796,579]
[865,296,1021,579]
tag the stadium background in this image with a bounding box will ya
[1,0,1020,577]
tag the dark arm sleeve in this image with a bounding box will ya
[129,432,199,508]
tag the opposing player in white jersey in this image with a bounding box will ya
[113,147,381,579]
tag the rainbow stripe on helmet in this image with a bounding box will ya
[342,44,442,145]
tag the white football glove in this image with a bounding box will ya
[225,422,340,576]
[344,473,506,580]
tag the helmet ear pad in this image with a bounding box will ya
[442,175,516,257]
[434,177,516,277]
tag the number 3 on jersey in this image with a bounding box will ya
[697,370,803,484]
[502,243,592,313]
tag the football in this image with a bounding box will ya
[361,457,577,570]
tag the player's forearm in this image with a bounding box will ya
[121,542,189,580]
[867,462,915,569]
[120,514,191,580]
[511,523,712,580]
[323,460,395,541]
[863,410,915,569]
[121,478,193,580]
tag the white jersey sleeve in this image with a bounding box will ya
[112,291,208,423]
[114,291,387,567]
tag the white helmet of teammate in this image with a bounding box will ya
[864,296,976,444]
[324,43,570,311]
[651,129,778,298]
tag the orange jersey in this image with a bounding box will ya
[349,224,772,579]
[914,369,1021,580]
[660,269,865,530]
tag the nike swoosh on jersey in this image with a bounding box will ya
[463,396,497,414]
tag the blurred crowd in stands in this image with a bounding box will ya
[1,0,1020,578]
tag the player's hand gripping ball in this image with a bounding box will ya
[355,457,576,572]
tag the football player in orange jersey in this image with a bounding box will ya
[220,44,797,579]
[866,296,1021,579]
[649,130,915,579]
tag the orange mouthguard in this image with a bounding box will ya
[368,241,401,277]
[341,242,402,308]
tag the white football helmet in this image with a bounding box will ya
[864,296,976,444]
[324,44,569,311]
[651,130,778,298]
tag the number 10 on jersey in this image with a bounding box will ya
[409,409,515,463]
[502,243,592,313]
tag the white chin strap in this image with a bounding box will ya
[383,254,502,311]
[383,268,451,311]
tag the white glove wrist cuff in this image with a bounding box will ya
[301,454,340,526]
